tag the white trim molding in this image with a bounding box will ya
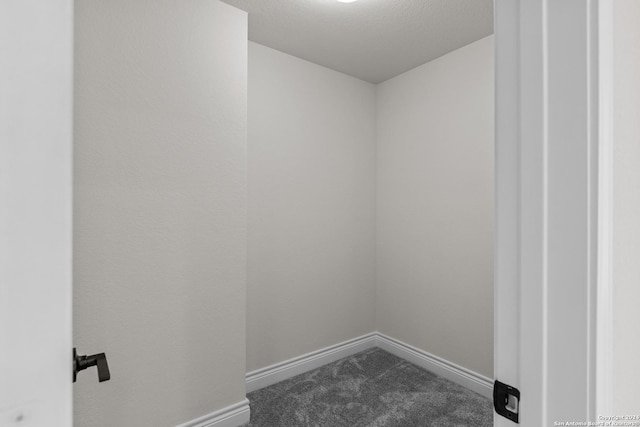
[175,399,250,427]
[495,0,605,424]
[375,333,493,399]
[246,333,377,393]
[246,332,493,400]
[596,0,614,417]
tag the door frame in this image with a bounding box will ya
[595,0,614,417]
[494,0,613,425]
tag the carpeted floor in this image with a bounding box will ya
[245,348,493,426]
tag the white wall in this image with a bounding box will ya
[613,0,640,413]
[73,1,247,426]
[376,36,494,378]
[248,42,376,372]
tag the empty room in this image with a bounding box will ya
[3,0,639,426]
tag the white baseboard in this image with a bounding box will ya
[245,332,493,400]
[175,398,250,427]
[375,333,493,399]
[245,333,378,393]
[176,333,491,427]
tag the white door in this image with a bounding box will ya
[494,0,610,425]
[0,1,74,426]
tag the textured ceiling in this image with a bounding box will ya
[221,0,493,83]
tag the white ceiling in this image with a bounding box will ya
[221,0,493,84]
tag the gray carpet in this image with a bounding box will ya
[246,348,493,426]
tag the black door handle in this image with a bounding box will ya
[73,348,111,383]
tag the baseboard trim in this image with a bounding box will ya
[245,333,378,393]
[245,332,493,400]
[176,333,491,426]
[375,333,493,399]
[175,398,250,427]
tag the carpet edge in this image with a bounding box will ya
[245,333,378,393]
[375,333,494,399]
[246,332,493,400]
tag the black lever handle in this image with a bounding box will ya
[73,348,111,383]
